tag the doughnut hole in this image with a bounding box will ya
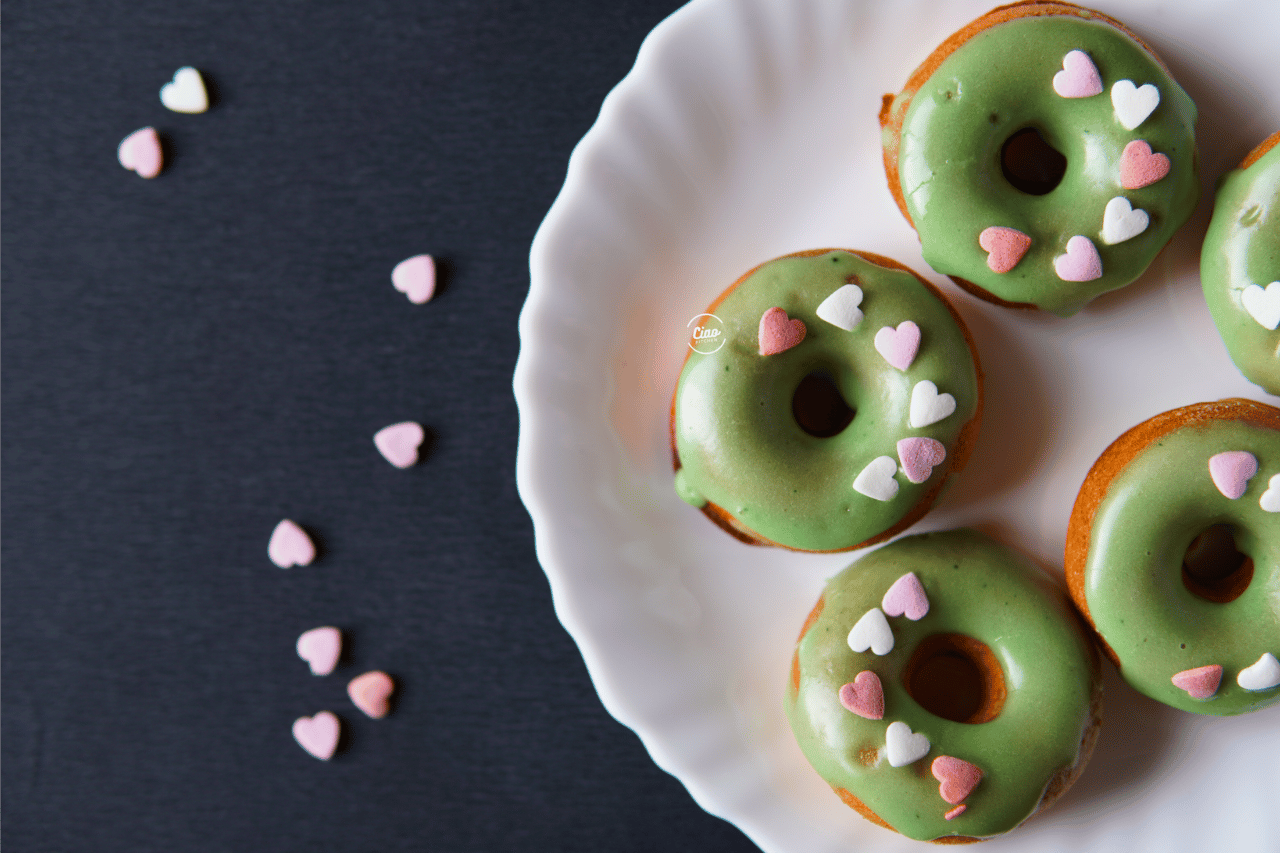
[902,634,1007,724]
[1182,524,1254,604]
[792,371,854,438]
[1001,127,1067,195]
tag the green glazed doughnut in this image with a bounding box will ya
[880,2,1198,316]
[1201,132,1280,396]
[786,529,1101,842]
[1066,400,1280,715]
[671,249,982,552]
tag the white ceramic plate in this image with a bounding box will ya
[515,1,1280,850]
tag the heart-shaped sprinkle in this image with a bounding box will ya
[1101,196,1149,245]
[268,519,315,568]
[391,254,436,304]
[1237,653,1280,692]
[896,437,946,485]
[758,307,806,355]
[838,671,884,720]
[374,421,425,469]
[1053,235,1103,282]
[978,226,1031,274]
[1119,140,1171,189]
[909,380,957,428]
[296,626,342,676]
[348,670,395,718]
[816,284,864,331]
[945,805,967,821]
[160,66,208,114]
[932,756,983,804]
[1111,80,1160,130]
[882,571,930,620]
[1261,474,1280,513]
[117,127,163,179]
[853,455,899,502]
[293,711,340,760]
[1241,282,1280,330]
[874,321,921,370]
[885,720,931,767]
[847,608,894,656]
[1052,49,1103,98]
[1171,664,1222,699]
[1209,451,1258,499]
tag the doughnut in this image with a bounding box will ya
[1201,132,1280,396]
[879,2,1198,316]
[671,249,982,552]
[1065,400,1280,714]
[786,529,1101,842]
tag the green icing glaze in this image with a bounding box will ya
[896,16,1198,316]
[1201,139,1280,395]
[1083,417,1280,715]
[786,529,1097,841]
[671,251,980,551]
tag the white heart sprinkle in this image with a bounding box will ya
[1101,196,1149,245]
[1237,652,1280,692]
[1261,474,1280,513]
[1241,282,1280,331]
[1111,80,1160,130]
[853,456,899,502]
[885,720,931,767]
[909,380,956,428]
[847,607,894,656]
[160,66,209,114]
[816,284,864,331]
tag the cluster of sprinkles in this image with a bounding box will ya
[1169,453,1280,699]
[756,278,958,504]
[978,49,1175,282]
[839,572,986,821]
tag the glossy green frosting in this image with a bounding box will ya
[890,15,1198,316]
[1083,417,1280,715]
[1201,140,1280,395]
[786,529,1097,841]
[672,251,979,551]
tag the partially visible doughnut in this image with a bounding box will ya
[1201,132,1280,396]
[1065,400,1280,714]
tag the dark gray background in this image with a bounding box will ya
[2,1,761,849]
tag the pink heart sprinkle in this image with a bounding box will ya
[117,127,163,179]
[838,671,884,720]
[1171,664,1223,700]
[292,711,340,760]
[391,254,436,304]
[348,671,395,719]
[896,438,946,485]
[1208,451,1258,499]
[932,756,983,805]
[1119,140,1171,190]
[374,421,425,469]
[978,226,1031,274]
[874,321,921,370]
[945,805,967,821]
[1052,49,1103,98]
[881,571,930,620]
[268,519,315,568]
[1053,235,1102,282]
[296,626,342,676]
[758,307,806,355]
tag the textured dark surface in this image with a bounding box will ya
[1,2,760,850]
